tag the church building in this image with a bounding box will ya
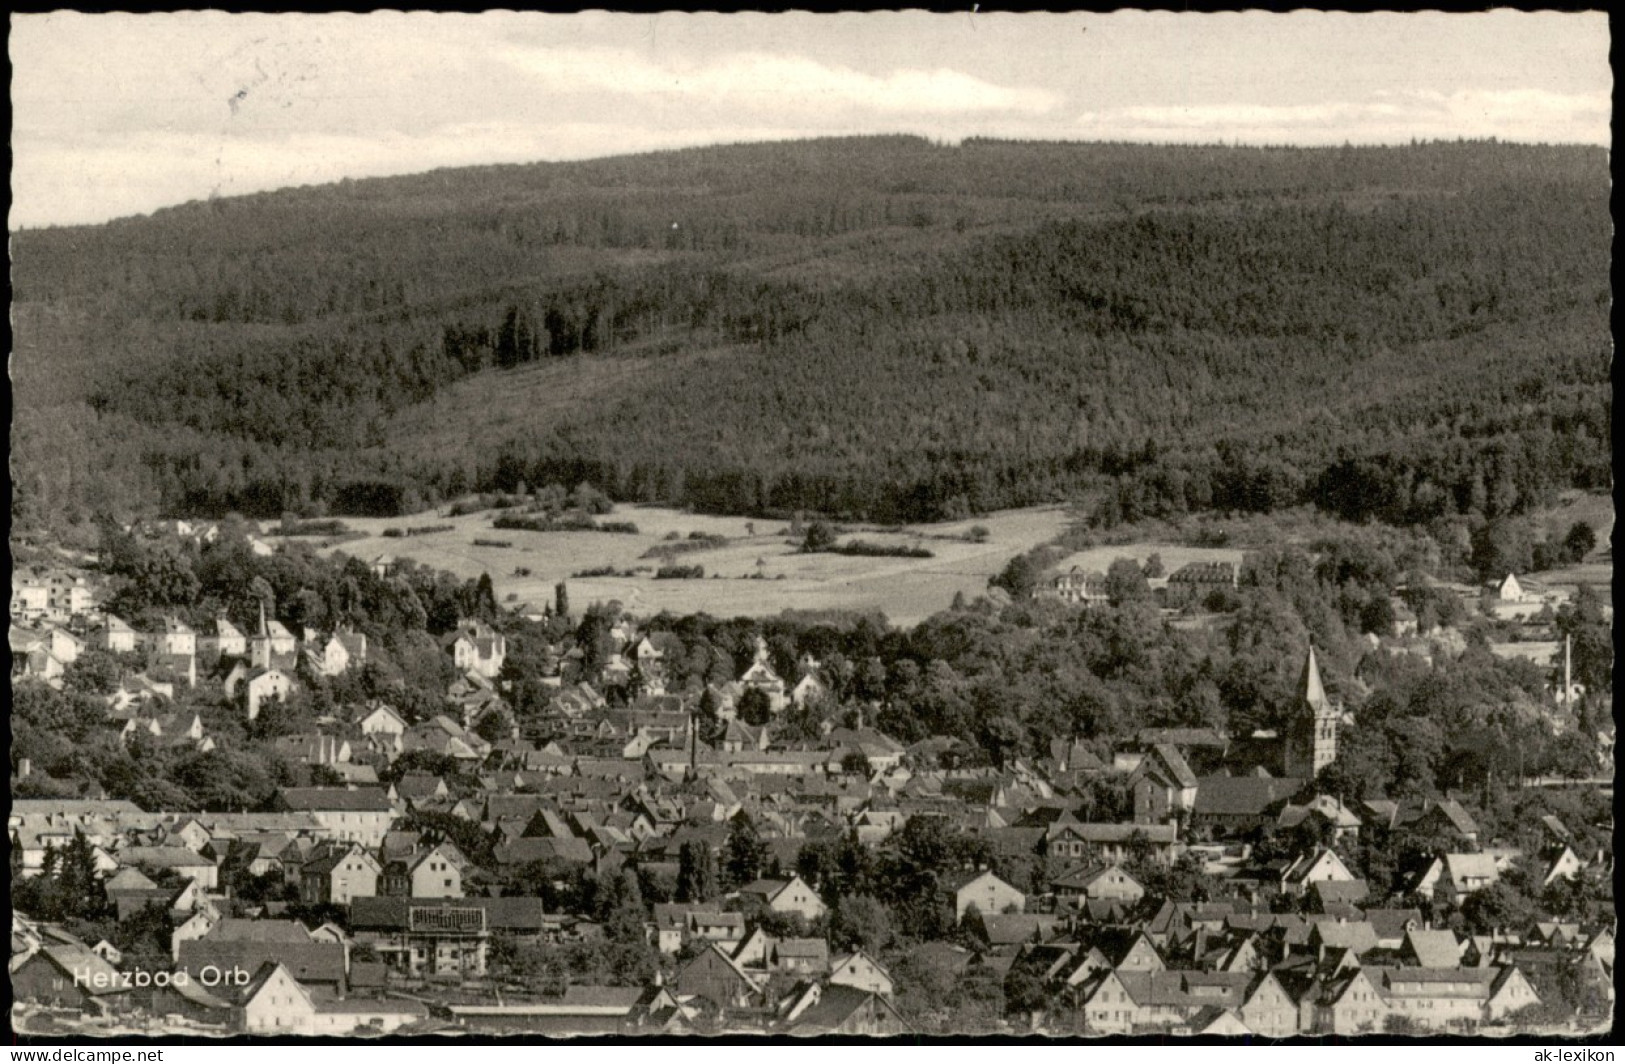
[1283,645,1340,778]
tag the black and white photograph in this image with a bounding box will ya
[7,10,1613,1043]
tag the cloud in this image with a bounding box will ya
[9,12,1609,227]
[1076,89,1611,146]
[10,35,1066,227]
[500,46,1060,115]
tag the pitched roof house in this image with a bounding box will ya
[946,869,1026,921]
[301,843,382,906]
[736,874,827,921]
[12,943,132,1012]
[1051,863,1146,903]
[782,983,912,1036]
[1400,928,1464,969]
[676,942,763,1010]
[829,950,895,997]
[1280,848,1357,897]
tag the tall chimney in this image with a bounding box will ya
[1564,634,1572,705]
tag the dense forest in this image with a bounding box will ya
[10,136,1610,537]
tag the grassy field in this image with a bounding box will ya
[1531,490,1614,549]
[1527,490,1613,600]
[268,504,1077,627]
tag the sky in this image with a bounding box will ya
[9,11,1612,229]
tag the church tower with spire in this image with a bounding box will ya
[1283,645,1340,778]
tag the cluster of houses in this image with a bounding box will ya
[10,566,103,686]
[1048,561,1587,628]
[9,772,1610,1037]
[12,594,509,744]
[9,638,1612,1036]
[1044,558,1612,772]
[1051,913,1567,1036]
[7,783,906,1036]
[8,537,1614,1036]
[11,568,99,624]
[9,591,370,715]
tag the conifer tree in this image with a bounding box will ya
[677,841,719,903]
[724,812,767,891]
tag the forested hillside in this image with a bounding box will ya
[11,136,1610,538]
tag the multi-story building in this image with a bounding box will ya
[301,843,382,906]
[351,899,493,977]
[1049,567,1109,607]
[271,788,396,848]
[442,620,506,679]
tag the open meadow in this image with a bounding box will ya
[1526,491,1614,604]
[267,505,1080,627]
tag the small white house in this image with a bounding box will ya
[737,874,827,921]
[950,870,1025,921]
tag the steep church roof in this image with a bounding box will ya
[1300,645,1335,716]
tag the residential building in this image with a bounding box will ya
[271,788,396,848]
[443,621,506,679]
[948,869,1025,921]
[237,962,427,1035]
[214,617,248,658]
[829,951,895,997]
[676,943,763,1010]
[736,874,827,921]
[301,843,382,906]
[1050,567,1109,607]
[349,899,491,977]
[782,983,912,1036]
[1046,821,1180,866]
[1052,863,1146,904]
[12,943,132,1013]
[100,615,139,654]
[358,703,408,740]
[1281,848,1358,897]
[381,843,464,899]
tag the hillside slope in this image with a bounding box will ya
[10,136,1610,536]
